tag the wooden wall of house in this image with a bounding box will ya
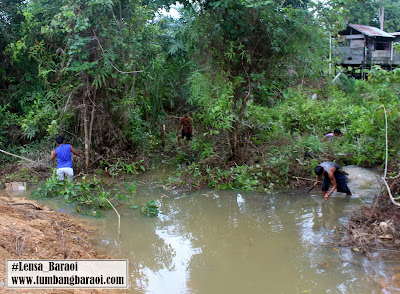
[336,47,364,65]
[335,35,400,67]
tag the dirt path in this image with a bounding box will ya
[0,190,124,294]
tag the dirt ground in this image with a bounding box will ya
[0,190,125,294]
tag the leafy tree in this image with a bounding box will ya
[2,0,179,167]
[344,0,400,32]
[181,0,342,163]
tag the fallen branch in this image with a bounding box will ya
[7,202,43,210]
[381,177,400,207]
[105,198,121,243]
[292,176,320,182]
[0,149,35,163]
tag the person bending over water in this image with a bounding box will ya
[50,135,83,181]
[313,161,351,200]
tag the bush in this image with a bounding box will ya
[174,67,400,190]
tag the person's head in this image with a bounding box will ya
[314,165,324,176]
[56,135,66,145]
[183,109,189,117]
[333,129,342,136]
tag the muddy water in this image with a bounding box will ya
[87,166,394,294]
[14,165,398,293]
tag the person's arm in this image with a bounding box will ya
[70,146,83,158]
[313,174,321,187]
[323,133,332,141]
[325,167,337,199]
[177,120,182,135]
[50,150,57,161]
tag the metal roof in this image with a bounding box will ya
[348,24,394,38]
[389,32,400,36]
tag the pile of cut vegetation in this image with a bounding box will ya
[342,175,400,255]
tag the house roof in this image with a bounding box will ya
[389,32,400,36]
[348,24,394,38]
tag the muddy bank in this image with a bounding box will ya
[0,190,123,294]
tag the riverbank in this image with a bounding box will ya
[0,190,123,294]
[343,174,400,254]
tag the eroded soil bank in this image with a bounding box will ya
[0,190,123,294]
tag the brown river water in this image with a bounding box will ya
[14,165,400,293]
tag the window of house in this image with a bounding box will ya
[375,42,390,50]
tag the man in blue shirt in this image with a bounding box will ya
[50,135,83,180]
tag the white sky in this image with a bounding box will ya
[158,2,183,19]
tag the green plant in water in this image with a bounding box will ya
[141,200,159,217]
[100,159,146,176]
[100,159,123,177]
[125,180,137,194]
[31,170,128,216]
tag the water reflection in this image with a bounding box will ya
[142,229,201,293]
[92,183,388,294]
[14,166,394,293]
[311,197,351,231]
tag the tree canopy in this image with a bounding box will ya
[0,0,395,167]
[344,0,400,32]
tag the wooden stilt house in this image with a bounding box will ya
[335,24,400,77]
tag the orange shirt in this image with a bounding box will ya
[181,116,193,134]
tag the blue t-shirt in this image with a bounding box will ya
[55,144,73,168]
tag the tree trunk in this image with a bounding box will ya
[226,129,233,157]
[129,0,141,107]
[379,6,385,31]
[82,75,95,173]
[161,124,166,147]
[83,94,89,173]
[88,90,96,158]
[228,85,251,163]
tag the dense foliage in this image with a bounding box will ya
[1,0,400,193]
[170,66,400,190]
[1,0,183,167]
[0,0,347,163]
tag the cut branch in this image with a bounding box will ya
[105,198,121,243]
[0,149,35,163]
